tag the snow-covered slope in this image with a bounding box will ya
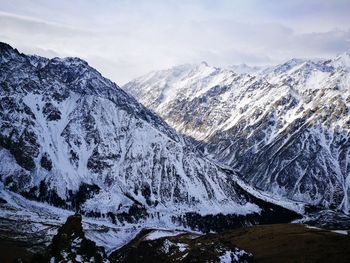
[123,55,350,214]
[0,42,300,228]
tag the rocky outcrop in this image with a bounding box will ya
[30,214,108,263]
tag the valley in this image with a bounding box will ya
[1,42,350,262]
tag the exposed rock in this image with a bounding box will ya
[31,214,108,263]
[109,228,254,263]
[42,102,61,121]
[40,153,52,171]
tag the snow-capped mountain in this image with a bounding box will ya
[123,55,350,214]
[0,42,299,228]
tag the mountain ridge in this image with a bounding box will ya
[123,53,350,214]
[0,42,300,232]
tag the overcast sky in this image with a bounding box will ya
[1,0,350,84]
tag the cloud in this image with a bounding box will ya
[0,11,88,37]
[0,1,349,84]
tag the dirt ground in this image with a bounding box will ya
[219,224,350,262]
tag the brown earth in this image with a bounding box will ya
[110,224,350,263]
[205,224,350,262]
[1,220,349,263]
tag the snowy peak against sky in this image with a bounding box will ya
[0,42,302,228]
[333,52,350,69]
[2,0,350,84]
[123,52,350,214]
[2,1,350,260]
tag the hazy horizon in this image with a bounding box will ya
[1,0,350,84]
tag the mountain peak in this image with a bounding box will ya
[0,42,14,51]
[51,56,89,67]
[200,61,209,67]
[0,42,21,62]
[333,52,350,68]
[337,51,350,58]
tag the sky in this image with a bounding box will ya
[1,0,350,84]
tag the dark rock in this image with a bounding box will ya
[109,228,254,263]
[0,129,39,171]
[40,153,52,171]
[42,102,61,121]
[68,183,100,211]
[116,203,148,224]
[30,214,107,263]
[0,197,7,204]
[22,181,101,212]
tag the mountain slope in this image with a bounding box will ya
[123,55,350,214]
[0,42,300,229]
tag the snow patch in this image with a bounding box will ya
[145,230,184,240]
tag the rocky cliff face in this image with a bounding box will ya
[123,55,350,213]
[0,42,300,227]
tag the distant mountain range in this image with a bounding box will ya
[123,53,350,214]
